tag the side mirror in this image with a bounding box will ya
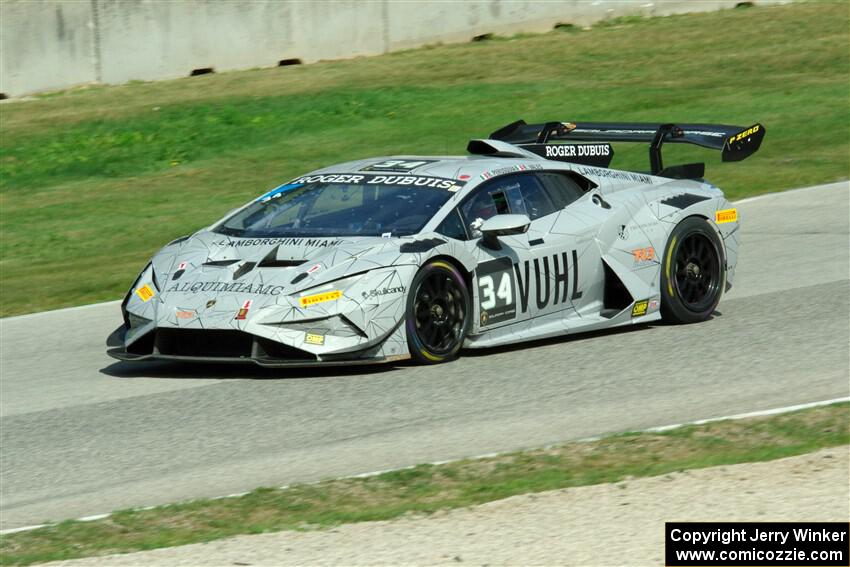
[480,214,531,250]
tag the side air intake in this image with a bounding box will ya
[601,262,634,318]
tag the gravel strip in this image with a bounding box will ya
[50,447,850,566]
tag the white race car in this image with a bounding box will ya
[107,119,764,365]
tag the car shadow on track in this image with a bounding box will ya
[459,311,722,359]
[460,321,656,359]
[99,359,404,380]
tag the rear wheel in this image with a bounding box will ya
[406,260,471,364]
[661,216,725,324]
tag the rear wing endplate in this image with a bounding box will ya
[488,120,765,175]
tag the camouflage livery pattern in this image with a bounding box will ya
[108,147,741,366]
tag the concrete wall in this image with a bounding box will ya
[0,1,97,97]
[383,0,728,51]
[94,0,388,85]
[0,0,782,98]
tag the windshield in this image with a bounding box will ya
[215,174,460,238]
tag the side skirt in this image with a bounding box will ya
[463,308,662,350]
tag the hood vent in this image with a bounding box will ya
[259,259,306,268]
[203,259,239,267]
[399,237,446,253]
[257,245,305,268]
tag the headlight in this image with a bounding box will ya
[124,262,159,307]
[151,264,162,291]
[135,262,162,291]
[121,262,154,327]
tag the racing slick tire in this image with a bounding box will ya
[660,216,726,324]
[406,260,472,364]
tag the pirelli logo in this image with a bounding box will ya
[299,290,342,307]
[715,208,738,224]
[135,284,155,302]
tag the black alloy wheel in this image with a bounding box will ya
[661,216,726,324]
[674,232,721,311]
[406,260,471,364]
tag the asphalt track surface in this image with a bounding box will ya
[1,182,848,530]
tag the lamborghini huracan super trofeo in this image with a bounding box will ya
[107,119,764,365]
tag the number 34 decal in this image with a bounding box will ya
[476,258,517,326]
[479,273,512,310]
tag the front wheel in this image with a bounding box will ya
[406,260,471,364]
[661,216,726,324]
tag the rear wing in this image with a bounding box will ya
[488,120,765,176]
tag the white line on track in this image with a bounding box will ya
[732,180,848,204]
[3,396,846,536]
[644,397,850,432]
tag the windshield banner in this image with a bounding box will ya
[290,173,466,192]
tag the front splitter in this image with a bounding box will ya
[106,347,410,368]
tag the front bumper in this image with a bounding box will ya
[105,325,409,367]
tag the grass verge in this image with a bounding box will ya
[1,402,847,565]
[0,1,848,316]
